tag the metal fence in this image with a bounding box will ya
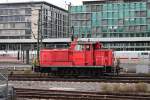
[0,67,8,100]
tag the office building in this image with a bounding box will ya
[0,1,69,50]
[69,0,150,51]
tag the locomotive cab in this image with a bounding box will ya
[72,41,103,66]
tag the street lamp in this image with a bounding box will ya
[71,26,74,41]
[31,4,43,65]
[107,26,118,48]
[30,3,43,71]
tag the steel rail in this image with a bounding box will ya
[8,74,150,83]
[14,88,150,100]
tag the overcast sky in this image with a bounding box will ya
[0,0,94,9]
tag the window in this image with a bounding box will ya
[75,45,84,51]
[9,23,15,28]
[135,26,140,32]
[135,11,141,17]
[147,3,150,9]
[0,44,6,50]
[140,11,146,17]
[92,27,96,33]
[86,14,91,20]
[85,45,90,50]
[25,29,31,34]
[96,27,101,33]
[87,34,91,38]
[129,26,134,32]
[102,26,107,32]
[102,33,107,37]
[118,19,123,25]
[3,24,8,29]
[130,33,134,37]
[102,19,107,25]
[141,18,146,24]
[135,11,146,17]
[140,25,147,31]
[141,52,148,55]
[86,5,91,12]
[102,12,107,18]
[96,5,102,12]
[91,5,96,12]
[125,26,129,32]
[119,33,123,37]
[25,23,31,28]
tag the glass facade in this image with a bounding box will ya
[69,0,150,50]
[0,2,69,39]
[70,1,150,38]
[42,4,69,38]
[0,2,69,51]
[0,3,32,39]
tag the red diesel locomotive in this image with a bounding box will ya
[34,38,119,76]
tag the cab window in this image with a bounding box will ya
[85,45,90,50]
[75,45,84,51]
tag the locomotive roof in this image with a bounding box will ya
[78,41,98,44]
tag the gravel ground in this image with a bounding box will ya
[9,81,150,92]
[9,81,101,92]
[17,98,54,100]
[0,63,31,68]
[9,81,150,100]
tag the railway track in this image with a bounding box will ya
[14,88,150,100]
[8,74,150,83]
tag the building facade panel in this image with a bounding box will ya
[0,1,69,40]
[69,0,150,50]
[0,1,69,51]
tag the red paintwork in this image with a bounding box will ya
[40,39,114,67]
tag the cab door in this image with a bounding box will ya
[73,44,85,66]
[85,44,93,66]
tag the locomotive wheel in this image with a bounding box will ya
[37,66,116,76]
